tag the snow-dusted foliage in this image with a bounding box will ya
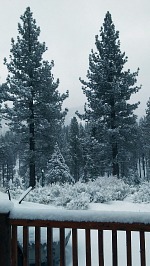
[7,176,131,209]
[3,7,68,187]
[86,177,130,203]
[66,192,90,210]
[79,11,140,178]
[132,182,150,203]
[7,176,24,200]
[45,143,74,184]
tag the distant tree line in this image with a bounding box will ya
[0,8,149,188]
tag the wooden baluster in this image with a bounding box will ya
[85,229,91,266]
[11,225,18,266]
[35,226,41,266]
[47,227,53,266]
[23,226,29,266]
[98,230,104,266]
[72,228,78,266]
[140,231,146,266]
[112,230,118,266]
[60,228,65,266]
[0,213,11,266]
[126,230,132,266]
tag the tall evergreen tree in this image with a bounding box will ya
[68,117,82,181]
[45,143,73,184]
[140,99,150,179]
[136,118,146,179]
[3,7,68,187]
[79,11,140,177]
[79,122,108,181]
[0,131,18,186]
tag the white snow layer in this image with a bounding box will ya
[0,199,14,213]
[0,200,150,224]
[0,193,150,224]
[9,205,150,224]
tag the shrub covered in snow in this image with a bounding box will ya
[4,176,132,209]
[54,182,90,209]
[132,182,150,203]
[66,192,90,210]
[87,176,130,203]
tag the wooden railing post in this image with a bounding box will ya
[0,201,13,266]
[0,212,11,266]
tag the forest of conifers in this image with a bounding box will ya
[0,7,149,188]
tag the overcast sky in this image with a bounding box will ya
[0,0,149,117]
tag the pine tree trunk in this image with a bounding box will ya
[110,96,119,177]
[112,142,119,177]
[139,157,141,179]
[27,20,36,188]
[6,164,9,182]
[142,153,145,178]
[29,99,35,187]
[2,164,5,187]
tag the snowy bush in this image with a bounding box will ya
[87,176,130,203]
[26,184,61,205]
[132,182,150,203]
[66,192,90,210]
[54,184,73,207]
[5,178,24,200]
[54,182,90,209]
[9,187,24,200]
[6,176,132,209]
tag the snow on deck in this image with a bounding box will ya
[9,206,150,224]
[0,199,14,213]
[0,191,150,224]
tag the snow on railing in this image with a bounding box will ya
[0,201,150,266]
[0,199,14,213]
[1,199,150,224]
[10,206,150,224]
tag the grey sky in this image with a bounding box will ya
[0,0,149,117]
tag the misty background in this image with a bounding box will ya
[0,0,149,120]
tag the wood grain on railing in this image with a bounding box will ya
[23,226,28,266]
[0,213,11,266]
[140,231,146,266]
[60,228,65,266]
[112,230,118,266]
[98,230,104,266]
[72,228,78,266]
[11,225,18,266]
[85,228,91,266]
[47,227,53,266]
[9,218,150,266]
[9,219,150,231]
[126,230,132,266]
[35,226,41,266]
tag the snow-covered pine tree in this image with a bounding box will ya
[3,7,68,187]
[79,11,140,177]
[45,143,73,184]
[0,131,18,186]
[68,117,82,181]
[140,99,150,179]
[79,122,107,181]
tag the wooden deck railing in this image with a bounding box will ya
[9,219,150,266]
[1,201,150,265]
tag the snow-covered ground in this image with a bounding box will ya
[1,191,150,265]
